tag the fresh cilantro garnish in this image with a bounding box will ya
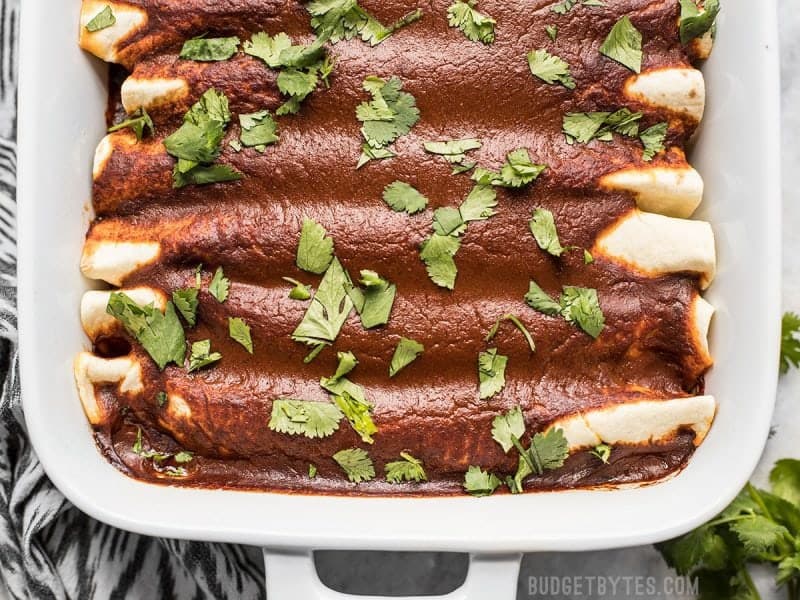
[423,139,482,168]
[108,109,154,141]
[584,249,594,264]
[228,317,253,353]
[781,312,800,374]
[382,181,429,214]
[527,49,575,89]
[174,451,193,463]
[385,452,427,483]
[333,448,376,483]
[510,428,569,492]
[463,465,502,497]
[172,288,199,326]
[321,368,377,444]
[345,270,397,329]
[243,32,294,67]
[187,339,222,372]
[591,443,612,463]
[331,351,358,381]
[478,348,508,399]
[529,208,568,257]
[132,427,171,462]
[545,25,558,41]
[389,337,425,376]
[163,89,242,188]
[239,110,279,151]
[599,16,643,73]
[307,1,422,46]
[209,266,230,302]
[562,108,643,145]
[472,149,547,188]
[86,5,115,32]
[292,258,354,349]
[486,314,536,353]
[106,293,186,370]
[420,184,497,289]
[180,36,240,62]
[447,1,496,44]
[640,122,668,161]
[491,406,526,453]
[309,464,318,478]
[551,0,603,14]
[283,277,312,300]
[679,0,720,45]
[658,460,800,599]
[268,399,343,438]
[296,218,334,274]
[525,281,606,338]
[356,76,420,167]
[156,391,167,407]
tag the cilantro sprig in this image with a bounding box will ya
[108,109,154,141]
[333,448,375,483]
[447,1,496,44]
[356,76,420,168]
[525,281,606,338]
[385,452,427,483]
[781,312,800,375]
[308,1,422,47]
[528,49,576,90]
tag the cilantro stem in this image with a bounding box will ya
[511,436,538,475]
[739,565,761,600]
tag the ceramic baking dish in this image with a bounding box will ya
[17,0,781,597]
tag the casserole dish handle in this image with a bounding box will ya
[263,550,522,599]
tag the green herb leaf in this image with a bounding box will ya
[477,149,546,188]
[527,49,575,89]
[486,314,536,353]
[560,286,605,338]
[545,25,558,41]
[292,258,355,347]
[282,277,312,300]
[239,110,279,150]
[106,293,186,370]
[172,288,199,326]
[563,108,643,145]
[180,36,240,62]
[385,452,427,483]
[108,109,154,140]
[551,0,604,14]
[770,459,800,506]
[156,391,167,407]
[333,448,375,483]
[209,266,230,303]
[188,339,222,372]
[463,465,501,497]
[599,16,643,73]
[591,443,612,463]
[524,281,562,316]
[171,164,242,188]
[86,5,116,32]
[679,0,720,45]
[529,208,567,257]
[459,184,498,220]
[447,1,496,44]
[309,464,318,478]
[174,451,193,463]
[491,406,526,453]
[730,515,791,556]
[529,428,569,473]
[584,249,594,264]
[423,139,482,164]
[478,348,508,400]
[389,337,425,376]
[432,207,466,236]
[420,233,461,290]
[781,312,800,374]
[641,122,668,161]
[356,76,420,166]
[296,218,335,275]
[269,399,344,438]
[382,181,429,215]
[345,270,397,329]
[332,351,358,381]
[228,317,254,353]
[243,32,293,67]
[308,0,421,46]
[331,391,378,444]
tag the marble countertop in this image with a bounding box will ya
[315,2,800,598]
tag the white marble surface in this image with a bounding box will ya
[315,2,800,598]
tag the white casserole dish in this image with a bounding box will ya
[17,0,781,597]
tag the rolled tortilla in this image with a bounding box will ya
[74,352,144,425]
[593,209,716,289]
[81,239,161,286]
[81,287,166,339]
[121,77,190,113]
[550,395,717,451]
[79,0,148,63]
[600,165,704,219]
[625,67,706,123]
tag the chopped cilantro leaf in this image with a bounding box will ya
[459,184,498,220]
[108,109,154,140]
[473,149,546,188]
[432,207,466,236]
[356,76,420,167]
[332,351,358,381]
[385,452,427,483]
[308,1,421,46]
[560,286,605,338]
[491,406,526,453]
[524,281,563,316]
[545,25,558,41]
[180,36,240,62]
[345,270,397,329]
[172,288,199,326]
[591,443,612,463]
[156,391,167,407]
[389,337,425,377]
[641,122,668,161]
[420,233,461,290]
[679,0,720,45]
[292,258,354,348]
[529,208,567,257]
[187,339,222,372]
[228,317,254,353]
[243,32,293,67]
[209,266,230,303]
[239,110,279,151]
[478,348,508,399]
[309,464,318,478]
[463,465,501,497]
[599,16,643,73]
[584,249,594,264]
[331,390,378,444]
[86,5,116,32]
[528,49,576,89]
[423,139,482,164]
[171,165,241,188]
[486,314,536,353]
[382,181,429,214]
[447,1,496,44]
[551,0,604,14]
[282,277,312,300]
[269,399,343,438]
[333,448,375,483]
[563,108,642,145]
[526,429,569,474]
[106,293,186,370]
[296,218,334,275]
[781,312,800,374]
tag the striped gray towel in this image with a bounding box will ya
[0,2,264,598]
